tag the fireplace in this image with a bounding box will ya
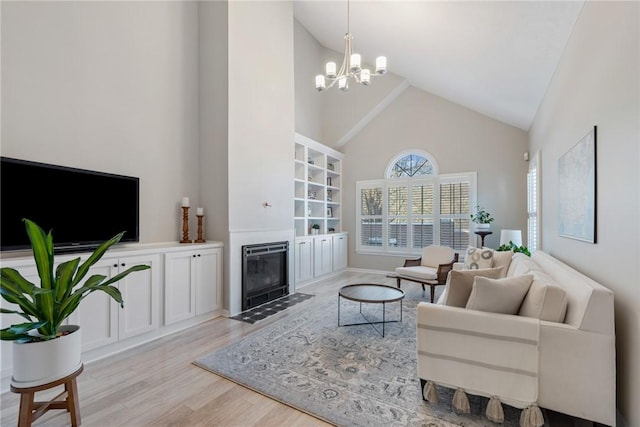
[242,241,289,311]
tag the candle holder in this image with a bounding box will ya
[180,206,191,243]
[195,214,206,243]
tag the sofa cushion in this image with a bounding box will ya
[466,274,534,314]
[463,246,494,270]
[506,253,543,277]
[442,267,503,307]
[491,250,513,278]
[395,265,437,281]
[518,270,568,322]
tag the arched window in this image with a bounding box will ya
[385,150,439,178]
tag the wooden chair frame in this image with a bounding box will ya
[395,253,459,302]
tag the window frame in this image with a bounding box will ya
[385,149,439,179]
[356,172,477,256]
[527,151,541,252]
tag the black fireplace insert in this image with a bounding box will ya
[242,241,289,311]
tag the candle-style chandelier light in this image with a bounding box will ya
[315,0,387,92]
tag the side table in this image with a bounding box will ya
[11,364,83,427]
[474,231,493,247]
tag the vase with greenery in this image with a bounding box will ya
[310,223,320,235]
[470,205,494,230]
[1,219,150,385]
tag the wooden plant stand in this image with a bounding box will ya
[10,364,83,427]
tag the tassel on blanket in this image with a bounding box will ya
[422,381,438,404]
[486,396,504,423]
[519,404,544,427]
[452,388,470,414]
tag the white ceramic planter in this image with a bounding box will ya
[11,325,82,388]
[475,223,491,231]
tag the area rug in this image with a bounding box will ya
[194,292,521,426]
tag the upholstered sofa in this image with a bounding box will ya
[416,250,616,426]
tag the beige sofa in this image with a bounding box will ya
[416,250,616,426]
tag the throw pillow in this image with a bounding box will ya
[519,270,568,322]
[491,250,513,278]
[463,246,494,270]
[465,274,534,314]
[442,267,504,307]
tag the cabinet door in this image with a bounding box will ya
[313,237,333,277]
[195,248,223,316]
[332,234,348,271]
[294,238,314,284]
[118,254,160,339]
[164,251,196,325]
[70,258,119,352]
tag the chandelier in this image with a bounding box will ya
[315,0,387,92]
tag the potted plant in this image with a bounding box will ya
[1,218,150,386]
[470,205,494,230]
[310,224,320,235]
[497,241,531,256]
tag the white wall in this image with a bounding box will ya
[529,2,640,425]
[294,19,323,143]
[1,1,201,243]
[198,1,230,307]
[342,86,529,272]
[226,1,295,315]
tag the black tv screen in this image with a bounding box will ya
[1,157,139,253]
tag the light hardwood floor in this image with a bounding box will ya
[0,270,588,427]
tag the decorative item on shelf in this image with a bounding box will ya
[311,224,320,235]
[314,0,387,91]
[327,190,333,202]
[327,207,333,218]
[307,206,312,217]
[308,190,317,200]
[308,158,314,165]
[327,177,332,186]
[328,227,336,233]
[470,205,494,230]
[180,197,191,243]
[327,163,335,171]
[195,207,206,243]
[0,219,150,387]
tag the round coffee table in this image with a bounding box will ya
[338,284,405,337]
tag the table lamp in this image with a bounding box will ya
[500,229,522,246]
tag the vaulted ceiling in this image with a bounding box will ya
[294,1,585,131]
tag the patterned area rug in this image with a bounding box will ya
[194,292,521,426]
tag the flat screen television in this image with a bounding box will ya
[1,157,140,253]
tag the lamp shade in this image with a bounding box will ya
[500,229,522,247]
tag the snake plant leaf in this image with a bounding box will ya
[100,265,151,288]
[54,257,81,301]
[71,232,125,288]
[0,308,33,322]
[1,321,48,340]
[23,219,56,327]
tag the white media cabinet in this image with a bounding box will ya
[0,241,223,392]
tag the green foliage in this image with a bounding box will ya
[311,224,320,229]
[470,205,494,224]
[0,219,150,342]
[496,241,531,257]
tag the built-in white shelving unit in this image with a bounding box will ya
[294,133,343,237]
